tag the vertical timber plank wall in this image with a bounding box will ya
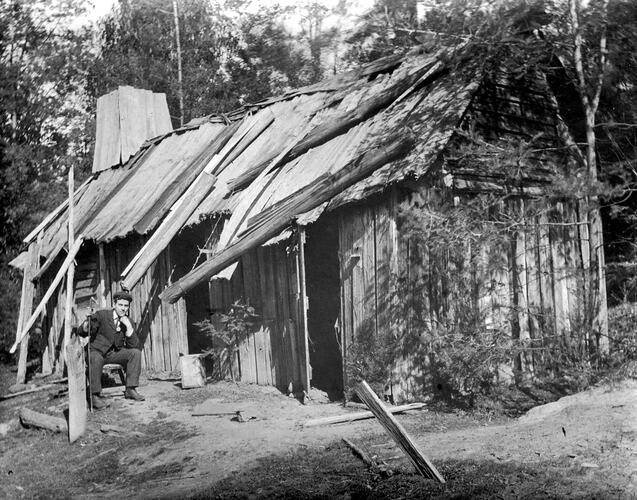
[337,189,591,402]
[536,210,554,368]
[37,236,187,374]
[525,202,542,371]
[40,254,66,375]
[208,240,303,391]
[338,212,354,391]
[101,237,187,372]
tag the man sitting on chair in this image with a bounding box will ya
[81,290,145,409]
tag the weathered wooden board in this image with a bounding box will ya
[296,228,311,393]
[362,206,377,340]
[93,86,172,173]
[563,202,582,336]
[66,337,87,443]
[374,202,391,344]
[525,208,542,345]
[338,212,353,390]
[356,381,445,482]
[256,247,275,384]
[514,199,532,375]
[303,402,427,427]
[243,331,257,383]
[16,241,40,383]
[93,90,121,173]
[351,206,365,348]
[550,202,570,335]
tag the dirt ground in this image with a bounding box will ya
[1,366,636,499]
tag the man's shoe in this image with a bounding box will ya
[124,388,145,401]
[91,394,111,410]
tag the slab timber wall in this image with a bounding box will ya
[100,238,187,372]
[39,237,187,373]
[208,239,308,391]
[336,188,594,403]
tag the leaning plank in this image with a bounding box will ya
[161,133,414,303]
[19,408,68,433]
[0,384,60,400]
[355,381,445,483]
[10,236,84,354]
[302,402,426,427]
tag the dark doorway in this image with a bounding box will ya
[171,222,214,354]
[305,217,343,399]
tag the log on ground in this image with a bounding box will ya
[19,408,68,433]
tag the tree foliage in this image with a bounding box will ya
[90,0,324,125]
[0,0,94,354]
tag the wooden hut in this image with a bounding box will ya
[10,45,607,401]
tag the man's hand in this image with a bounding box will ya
[80,315,93,336]
[120,315,134,337]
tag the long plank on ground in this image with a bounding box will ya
[302,402,426,427]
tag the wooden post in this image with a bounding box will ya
[58,166,76,374]
[15,241,40,384]
[98,243,108,308]
[297,226,311,394]
[355,380,445,483]
[66,336,87,443]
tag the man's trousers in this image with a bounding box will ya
[89,348,141,394]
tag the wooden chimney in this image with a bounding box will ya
[92,86,173,173]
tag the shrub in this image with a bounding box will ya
[194,300,259,379]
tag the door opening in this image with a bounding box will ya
[305,218,343,400]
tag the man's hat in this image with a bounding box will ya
[113,290,133,303]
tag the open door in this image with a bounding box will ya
[303,217,343,400]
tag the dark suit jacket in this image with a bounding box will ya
[84,309,140,355]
